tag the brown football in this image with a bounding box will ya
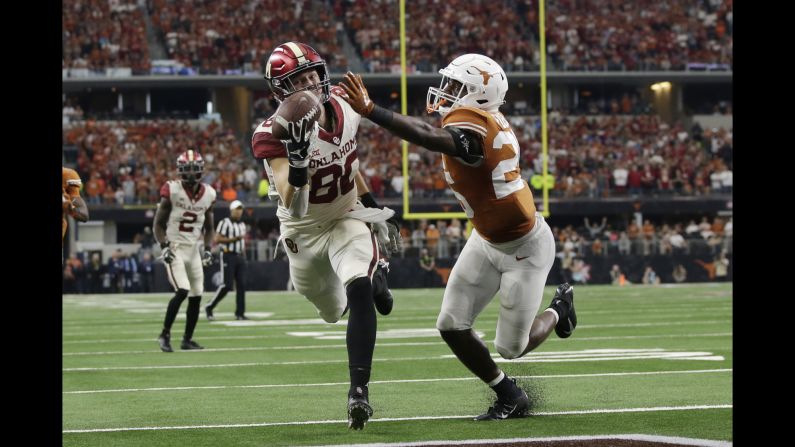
[271,90,322,139]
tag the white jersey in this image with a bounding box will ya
[251,87,362,231]
[160,180,217,245]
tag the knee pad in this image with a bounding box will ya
[494,340,526,360]
[318,308,343,324]
[436,311,469,332]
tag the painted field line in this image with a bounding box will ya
[63,368,731,394]
[62,320,731,342]
[62,404,732,433]
[301,434,732,447]
[63,348,729,372]
[62,332,733,356]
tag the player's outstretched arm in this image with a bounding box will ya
[338,72,458,155]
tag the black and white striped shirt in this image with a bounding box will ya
[216,218,247,254]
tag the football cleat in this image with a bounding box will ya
[549,283,576,338]
[347,386,373,430]
[475,385,530,421]
[181,339,204,350]
[158,332,173,353]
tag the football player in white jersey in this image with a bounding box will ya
[339,55,577,421]
[251,42,401,430]
[154,150,217,353]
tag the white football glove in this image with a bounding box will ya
[161,245,175,264]
[201,250,213,267]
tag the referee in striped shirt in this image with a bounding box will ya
[205,200,249,320]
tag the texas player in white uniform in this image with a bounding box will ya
[251,42,400,430]
[339,55,578,421]
[154,150,216,353]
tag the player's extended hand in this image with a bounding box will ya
[202,250,213,267]
[386,217,403,254]
[338,72,374,116]
[161,245,176,264]
[281,119,318,169]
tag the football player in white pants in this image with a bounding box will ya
[340,54,577,420]
[252,42,401,430]
[153,150,216,352]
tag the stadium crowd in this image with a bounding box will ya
[63,110,732,205]
[63,0,732,74]
[62,0,150,73]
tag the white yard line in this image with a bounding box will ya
[63,368,731,394]
[302,434,732,447]
[62,332,733,356]
[62,404,733,433]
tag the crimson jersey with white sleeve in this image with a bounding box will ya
[250,86,362,230]
[160,181,217,245]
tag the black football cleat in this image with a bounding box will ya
[549,283,577,338]
[158,332,173,353]
[371,260,394,316]
[235,315,249,320]
[180,339,204,350]
[347,386,373,430]
[475,386,530,421]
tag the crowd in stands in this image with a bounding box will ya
[64,0,732,75]
[149,0,347,74]
[63,0,151,74]
[63,119,260,205]
[63,109,732,205]
[63,214,731,291]
[356,114,733,200]
[342,0,731,73]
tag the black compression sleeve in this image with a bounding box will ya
[445,126,484,165]
[360,192,379,208]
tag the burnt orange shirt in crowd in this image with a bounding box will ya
[63,167,83,241]
[441,106,536,243]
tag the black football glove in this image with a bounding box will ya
[282,119,317,169]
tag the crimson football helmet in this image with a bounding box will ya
[176,150,204,184]
[264,41,330,103]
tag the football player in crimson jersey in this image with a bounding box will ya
[339,54,577,421]
[251,42,402,430]
[153,150,216,353]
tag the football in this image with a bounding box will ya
[271,90,321,139]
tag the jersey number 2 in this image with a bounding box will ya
[179,211,198,232]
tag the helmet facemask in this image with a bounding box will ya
[427,72,486,116]
[178,160,204,185]
[268,63,330,103]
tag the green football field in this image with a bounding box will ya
[62,283,732,446]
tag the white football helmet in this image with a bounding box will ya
[426,54,508,116]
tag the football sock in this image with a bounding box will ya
[163,289,189,332]
[346,277,376,388]
[184,296,201,340]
